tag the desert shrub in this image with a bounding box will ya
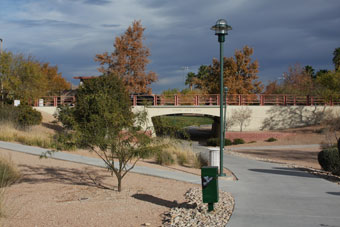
[16,105,42,128]
[318,148,340,175]
[174,151,189,166]
[266,137,277,142]
[193,153,208,168]
[225,139,233,146]
[206,138,219,146]
[155,150,175,166]
[53,132,78,151]
[0,156,21,188]
[0,105,17,123]
[233,138,245,145]
[207,138,233,146]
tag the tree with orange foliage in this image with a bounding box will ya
[95,20,157,94]
[188,46,262,94]
[40,63,71,95]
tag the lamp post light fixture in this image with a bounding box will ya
[211,19,231,176]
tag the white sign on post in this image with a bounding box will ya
[14,100,20,106]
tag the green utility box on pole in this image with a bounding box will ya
[201,166,219,212]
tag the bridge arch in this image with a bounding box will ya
[132,106,221,136]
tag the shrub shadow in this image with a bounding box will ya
[261,106,330,130]
[131,193,196,209]
[17,164,114,190]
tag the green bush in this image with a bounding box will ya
[16,105,42,128]
[206,138,233,146]
[233,138,245,145]
[318,148,340,175]
[155,150,175,166]
[0,104,42,129]
[225,139,233,146]
[266,137,278,142]
[0,157,21,187]
[206,138,219,146]
[0,105,17,123]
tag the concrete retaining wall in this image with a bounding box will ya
[35,105,340,134]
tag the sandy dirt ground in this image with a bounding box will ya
[0,149,196,227]
[227,126,340,170]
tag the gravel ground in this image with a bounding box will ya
[1,149,199,227]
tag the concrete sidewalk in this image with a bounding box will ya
[1,141,340,227]
[0,141,202,185]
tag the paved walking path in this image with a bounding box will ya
[1,141,340,227]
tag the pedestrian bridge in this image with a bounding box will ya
[33,94,340,134]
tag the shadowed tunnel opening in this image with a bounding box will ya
[151,114,216,141]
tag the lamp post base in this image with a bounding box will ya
[208,203,214,212]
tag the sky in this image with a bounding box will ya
[1,0,340,94]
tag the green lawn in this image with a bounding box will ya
[159,115,213,129]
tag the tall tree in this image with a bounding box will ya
[304,65,315,79]
[333,47,340,71]
[271,64,314,95]
[40,63,71,95]
[264,81,284,94]
[189,46,262,94]
[185,72,196,91]
[315,70,340,100]
[95,20,157,94]
[0,51,70,103]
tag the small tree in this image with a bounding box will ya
[58,74,156,192]
[231,107,252,132]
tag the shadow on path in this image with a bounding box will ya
[326,192,340,196]
[131,193,196,209]
[249,167,319,178]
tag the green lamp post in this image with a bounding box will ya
[211,19,231,176]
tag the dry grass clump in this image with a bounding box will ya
[155,138,206,168]
[0,121,55,149]
[0,155,21,219]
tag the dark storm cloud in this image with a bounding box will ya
[2,0,340,93]
[101,24,120,28]
[83,0,111,5]
[9,19,90,29]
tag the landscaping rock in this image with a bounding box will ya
[162,188,234,227]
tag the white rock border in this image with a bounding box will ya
[162,187,234,226]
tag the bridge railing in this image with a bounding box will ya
[32,94,340,107]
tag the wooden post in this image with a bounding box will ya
[153,95,157,106]
[133,95,137,106]
[195,95,199,105]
